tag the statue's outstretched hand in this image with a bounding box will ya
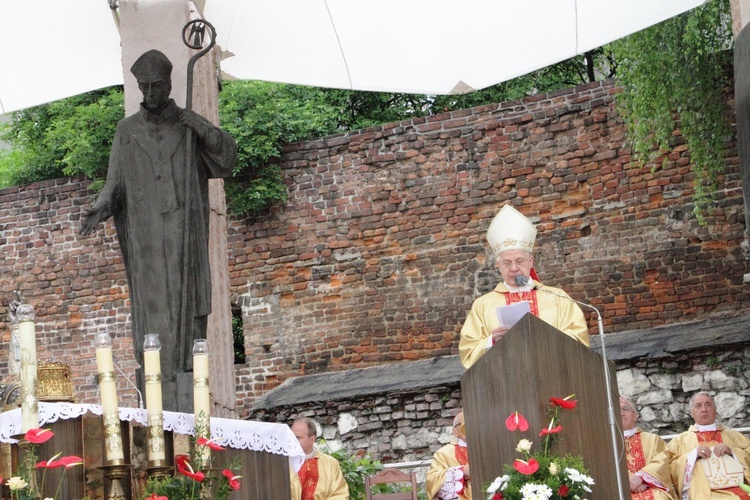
[80,205,106,236]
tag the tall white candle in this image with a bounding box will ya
[144,350,162,413]
[193,339,211,465]
[144,334,165,463]
[17,304,38,432]
[94,332,124,462]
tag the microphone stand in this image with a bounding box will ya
[530,281,625,500]
[113,356,144,409]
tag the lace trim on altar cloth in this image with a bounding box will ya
[0,402,305,469]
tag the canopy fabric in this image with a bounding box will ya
[0,2,123,114]
[0,0,705,114]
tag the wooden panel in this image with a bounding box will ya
[214,447,291,500]
[33,418,85,500]
[461,314,628,499]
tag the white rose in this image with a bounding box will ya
[515,438,533,453]
[8,476,28,491]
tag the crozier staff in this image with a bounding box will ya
[458,204,589,369]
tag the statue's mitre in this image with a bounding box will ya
[486,204,537,254]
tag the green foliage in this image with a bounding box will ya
[432,49,614,111]
[224,164,288,217]
[319,89,430,129]
[141,448,241,499]
[612,0,734,222]
[219,81,342,173]
[231,312,246,364]
[218,81,343,217]
[705,356,721,367]
[143,471,236,500]
[325,445,385,500]
[0,88,123,187]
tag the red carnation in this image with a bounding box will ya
[505,411,529,432]
[550,397,577,409]
[147,495,169,500]
[558,484,570,496]
[25,428,54,444]
[492,493,503,500]
[513,458,540,475]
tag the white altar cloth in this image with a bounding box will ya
[0,402,304,471]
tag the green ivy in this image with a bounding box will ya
[612,0,734,222]
[325,446,385,499]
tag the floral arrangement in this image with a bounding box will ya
[486,395,594,500]
[2,427,84,500]
[142,437,242,500]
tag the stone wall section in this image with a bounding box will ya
[0,78,748,417]
[248,346,750,465]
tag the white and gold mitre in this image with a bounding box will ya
[486,205,537,254]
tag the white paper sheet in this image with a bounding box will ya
[496,301,531,327]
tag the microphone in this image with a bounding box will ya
[514,275,530,286]
[533,284,626,500]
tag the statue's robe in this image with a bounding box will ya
[93,99,236,410]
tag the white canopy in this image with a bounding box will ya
[0,0,705,114]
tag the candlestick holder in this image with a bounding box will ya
[100,371,126,463]
[100,463,132,500]
[146,408,166,464]
[145,462,174,479]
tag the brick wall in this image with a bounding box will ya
[229,79,748,409]
[1,78,748,413]
[0,178,137,406]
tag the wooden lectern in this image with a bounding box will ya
[461,314,628,499]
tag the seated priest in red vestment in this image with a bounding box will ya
[290,418,349,500]
[620,396,676,499]
[459,204,589,369]
[426,411,472,499]
[668,392,750,499]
